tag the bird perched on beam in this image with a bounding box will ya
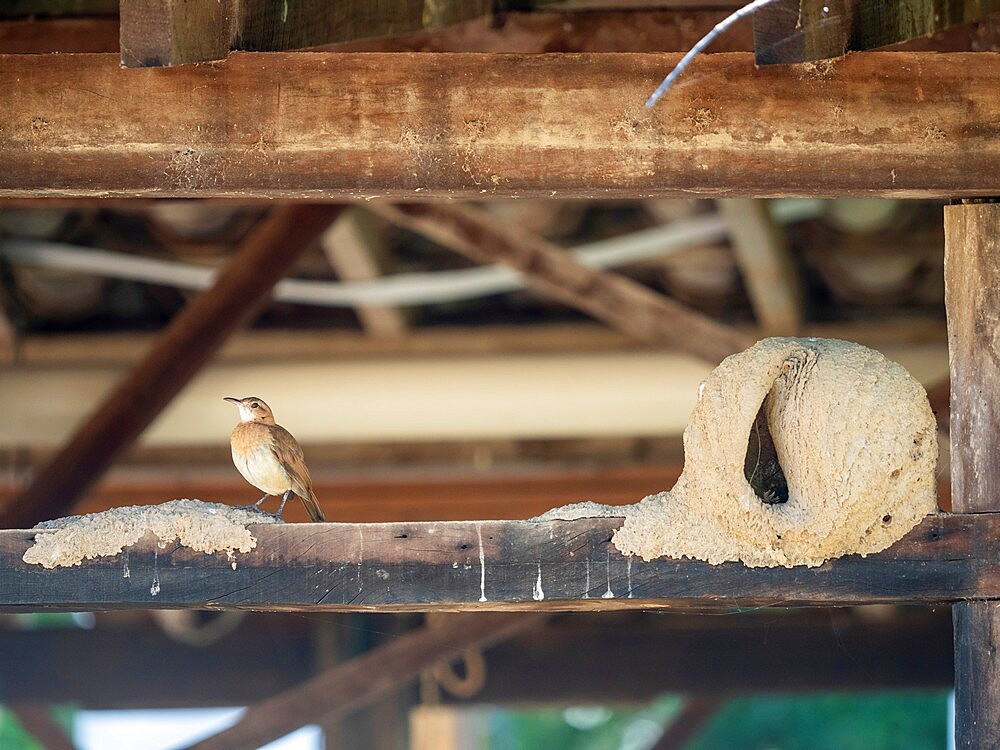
[224,396,326,522]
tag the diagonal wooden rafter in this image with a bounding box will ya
[3,52,1000,200]
[0,204,343,529]
[718,199,803,336]
[183,613,547,750]
[321,208,408,339]
[369,202,752,365]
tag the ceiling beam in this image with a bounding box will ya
[2,52,998,199]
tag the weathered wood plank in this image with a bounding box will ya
[0,513,992,612]
[2,52,999,199]
[954,602,1000,748]
[947,200,1000,749]
[946,203,1000,514]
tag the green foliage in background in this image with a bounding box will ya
[0,708,44,750]
[488,691,950,750]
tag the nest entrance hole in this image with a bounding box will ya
[743,394,789,505]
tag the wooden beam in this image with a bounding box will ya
[322,209,408,339]
[718,199,802,336]
[9,318,949,367]
[650,697,724,750]
[0,17,120,53]
[372,203,752,364]
[2,52,999,199]
[945,203,1000,514]
[472,608,954,701]
[182,613,546,750]
[119,0,493,67]
[946,201,1000,749]
[0,205,342,529]
[0,609,954,708]
[0,513,995,612]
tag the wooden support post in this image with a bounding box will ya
[119,0,234,68]
[371,203,752,364]
[119,0,493,67]
[717,199,802,336]
[322,209,408,339]
[946,201,1000,749]
[183,613,546,750]
[0,205,342,529]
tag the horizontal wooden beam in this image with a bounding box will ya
[0,513,993,612]
[10,319,948,367]
[0,609,952,707]
[0,343,949,448]
[2,52,998,198]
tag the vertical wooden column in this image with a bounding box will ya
[945,201,1000,749]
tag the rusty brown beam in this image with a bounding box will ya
[2,52,999,199]
[0,204,342,529]
[183,613,546,750]
[371,202,751,364]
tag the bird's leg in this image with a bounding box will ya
[236,494,272,513]
[272,490,293,519]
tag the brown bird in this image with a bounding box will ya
[224,396,326,522]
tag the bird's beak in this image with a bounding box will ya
[223,397,241,404]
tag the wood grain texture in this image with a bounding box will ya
[372,202,752,363]
[120,0,234,67]
[946,203,1000,514]
[954,602,1000,749]
[2,52,1000,199]
[0,513,993,612]
[947,201,1000,750]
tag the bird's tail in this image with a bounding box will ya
[301,490,327,522]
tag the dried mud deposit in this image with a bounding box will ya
[539,338,939,567]
[23,499,279,569]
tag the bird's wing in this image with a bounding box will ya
[270,425,326,522]
[270,425,310,489]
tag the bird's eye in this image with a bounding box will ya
[251,402,260,409]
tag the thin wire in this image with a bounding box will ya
[0,200,820,308]
[646,0,782,108]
